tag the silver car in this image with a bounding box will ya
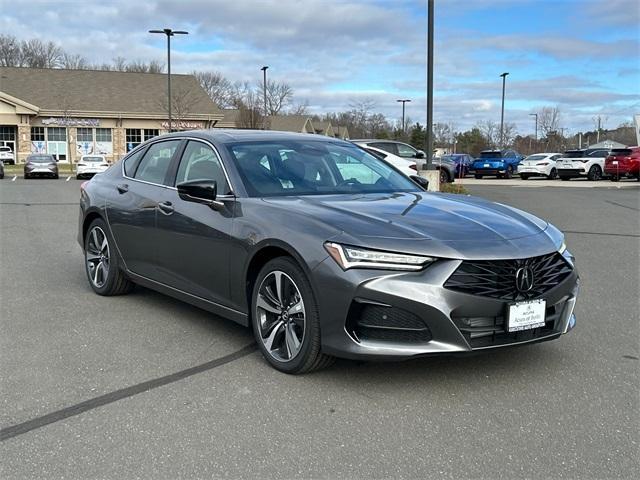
[24,154,59,179]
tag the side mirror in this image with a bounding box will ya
[409,175,429,190]
[177,180,218,206]
[415,150,426,159]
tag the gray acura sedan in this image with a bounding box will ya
[78,130,579,374]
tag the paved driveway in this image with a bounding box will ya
[1,179,638,479]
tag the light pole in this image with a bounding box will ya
[397,99,411,133]
[425,0,434,169]
[149,28,189,133]
[499,72,509,147]
[261,66,269,128]
[529,113,538,142]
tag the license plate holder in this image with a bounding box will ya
[507,299,546,332]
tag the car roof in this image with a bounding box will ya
[351,139,412,145]
[157,129,353,145]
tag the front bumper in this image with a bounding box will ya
[314,256,579,360]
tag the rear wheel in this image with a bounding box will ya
[251,257,333,374]
[587,165,602,181]
[84,218,134,296]
[547,168,557,180]
[521,174,529,180]
[439,168,449,184]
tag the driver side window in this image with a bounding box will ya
[175,141,229,194]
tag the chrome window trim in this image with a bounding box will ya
[121,136,236,195]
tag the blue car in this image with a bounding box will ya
[442,154,474,178]
[471,149,524,179]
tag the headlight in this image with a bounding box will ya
[558,241,566,254]
[324,242,436,271]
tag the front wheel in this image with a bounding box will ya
[504,166,513,179]
[521,174,529,180]
[84,219,134,296]
[439,168,449,184]
[252,257,333,374]
[587,165,602,181]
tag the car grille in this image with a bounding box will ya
[347,303,432,344]
[444,252,572,301]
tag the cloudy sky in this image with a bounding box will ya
[1,0,639,134]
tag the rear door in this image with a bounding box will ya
[154,139,236,305]
[106,139,182,279]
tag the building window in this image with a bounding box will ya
[126,129,143,151]
[96,128,112,142]
[31,127,45,142]
[47,127,67,142]
[143,129,159,141]
[77,128,93,142]
[0,126,16,141]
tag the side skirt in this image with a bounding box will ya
[126,270,249,327]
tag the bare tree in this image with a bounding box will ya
[20,39,63,68]
[433,123,452,146]
[289,100,310,116]
[265,80,294,115]
[477,120,499,147]
[61,53,89,70]
[124,59,164,73]
[0,34,23,66]
[367,113,390,138]
[538,106,561,138]
[193,70,235,108]
[501,122,518,147]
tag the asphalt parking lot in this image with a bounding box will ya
[1,178,638,479]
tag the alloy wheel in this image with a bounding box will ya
[255,270,306,362]
[439,169,448,184]
[86,226,110,288]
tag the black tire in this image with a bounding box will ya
[610,175,619,182]
[587,165,602,181]
[54,174,59,179]
[24,173,29,179]
[559,176,571,181]
[474,174,482,179]
[521,174,529,180]
[251,256,333,374]
[84,218,134,296]
[504,165,513,179]
[76,175,81,180]
[439,168,449,184]
[547,168,557,180]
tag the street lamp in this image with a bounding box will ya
[261,66,269,128]
[425,0,435,169]
[499,72,509,147]
[397,99,411,133]
[529,113,538,142]
[149,28,189,133]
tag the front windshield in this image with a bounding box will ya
[226,140,420,197]
[28,155,54,163]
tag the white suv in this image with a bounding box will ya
[0,146,15,165]
[517,153,562,180]
[557,148,610,181]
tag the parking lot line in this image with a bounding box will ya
[11,175,17,181]
[66,175,71,182]
[0,343,257,442]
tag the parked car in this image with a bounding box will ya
[0,160,4,179]
[24,154,58,179]
[78,130,579,374]
[556,148,610,181]
[442,153,474,178]
[351,139,426,160]
[470,149,524,178]
[0,146,15,165]
[517,153,562,180]
[353,140,455,183]
[361,146,417,176]
[76,154,110,179]
[604,147,640,182]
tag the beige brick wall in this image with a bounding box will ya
[17,125,31,163]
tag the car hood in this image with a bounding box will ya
[262,192,560,259]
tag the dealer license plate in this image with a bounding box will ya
[484,163,490,167]
[507,299,546,332]
[612,161,618,165]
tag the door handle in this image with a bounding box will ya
[157,201,174,215]
[116,183,129,194]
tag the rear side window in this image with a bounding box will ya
[123,149,144,176]
[611,149,632,156]
[370,142,398,155]
[134,140,181,185]
[563,151,585,158]
[588,150,609,158]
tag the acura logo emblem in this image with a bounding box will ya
[515,266,534,292]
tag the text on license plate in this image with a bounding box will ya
[484,163,490,167]
[507,299,546,332]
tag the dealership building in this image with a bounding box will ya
[0,67,223,163]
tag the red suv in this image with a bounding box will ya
[605,147,640,181]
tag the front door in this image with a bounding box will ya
[106,139,182,279]
[154,140,235,306]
